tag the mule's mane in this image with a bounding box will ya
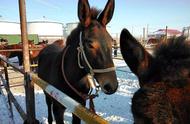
[155,36,190,61]
[90,7,101,20]
[66,7,101,46]
[152,36,190,81]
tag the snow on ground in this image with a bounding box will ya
[0,59,140,124]
[0,93,14,124]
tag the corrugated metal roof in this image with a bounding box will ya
[155,29,181,35]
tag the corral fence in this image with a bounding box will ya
[0,48,43,52]
[112,47,123,60]
[0,55,109,124]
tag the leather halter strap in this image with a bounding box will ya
[61,45,97,112]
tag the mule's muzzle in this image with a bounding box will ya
[95,71,118,95]
[102,81,118,94]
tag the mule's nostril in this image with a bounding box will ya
[103,83,112,93]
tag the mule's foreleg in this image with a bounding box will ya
[72,99,86,124]
[72,114,81,124]
[45,93,53,124]
[53,101,66,124]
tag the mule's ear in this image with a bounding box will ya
[98,0,114,26]
[78,0,91,27]
[120,28,153,77]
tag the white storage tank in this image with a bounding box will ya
[28,21,64,44]
[183,26,190,40]
[0,21,20,34]
[65,22,78,37]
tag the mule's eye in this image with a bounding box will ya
[87,43,94,49]
[86,40,94,49]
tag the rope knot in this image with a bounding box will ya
[77,46,83,54]
[88,94,99,113]
[77,47,84,69]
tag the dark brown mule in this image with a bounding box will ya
[38,0,118,124]
[120,29,190,124]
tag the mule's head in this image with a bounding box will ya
[120,28,190,86]
[77,0,118,94]
[120,28,190,123]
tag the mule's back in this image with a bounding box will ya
[132,82,174,123]
[153,36,190,82]
[132,80,190,123]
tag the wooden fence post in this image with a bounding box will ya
[18,0,39,123]
[24,72,39,124]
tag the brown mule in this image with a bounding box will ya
[120,28,190,124]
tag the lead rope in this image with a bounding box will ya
[77,32,100,97]
[77,33,100,113]
[62,31,116,113]
[62,46,88,100]
[62,45,97,113]
[78,32,95,75]
[77,31,116,113]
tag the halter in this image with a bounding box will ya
[61,31,116,112]
[77,32,116,75]
[77,31,116,94]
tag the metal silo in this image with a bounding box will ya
[64,22,78,38]
[0,21,20,34]
[28,21,64,44]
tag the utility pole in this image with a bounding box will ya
[165,26,168,42]
[143,27,146,44]
[146,24,149,39]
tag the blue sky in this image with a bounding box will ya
[0,0,190,37]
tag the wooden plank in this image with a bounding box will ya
[0,48,43,52]
[31,73,109,124]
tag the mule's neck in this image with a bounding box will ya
[63,28,88,88]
